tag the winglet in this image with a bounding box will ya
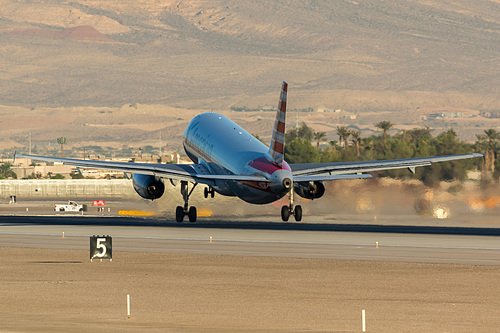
[268,82,287,167]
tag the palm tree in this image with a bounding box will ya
[408,127,432,145]
[475,134,488,151]
[343,130,350,150]
[336,126,350,149]
[313,131,327,149]
[336,126,345,147]
[476,134,487,142]
[350,130,361,156]
[329,140,338,151]
[362,137,374,151]
[482,129,500,172]
[375,121,394,144]
[483,129,500,148]
[57,137,68,158]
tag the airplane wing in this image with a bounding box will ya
[293,174,372,182]
[15,154,269,186]
[290,153,483,177]
[16,152,482,184]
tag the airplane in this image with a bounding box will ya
[16,82,483,222]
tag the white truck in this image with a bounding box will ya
[54,201,87,212]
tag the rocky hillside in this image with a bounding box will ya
[0,0,498,111]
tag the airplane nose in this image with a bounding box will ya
[283,178,292,189]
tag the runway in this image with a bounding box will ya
[1,215,500,265]
[2,215,500,332]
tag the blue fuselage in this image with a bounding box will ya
[183,113,292,204]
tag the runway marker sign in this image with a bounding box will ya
[90,235,112,262]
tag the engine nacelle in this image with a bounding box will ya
[132,174,165,200]
[294,181,325,200]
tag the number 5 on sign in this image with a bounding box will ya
[90,235,112,261]
[96,238,107,257]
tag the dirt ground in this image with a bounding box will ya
[0,248,499,332]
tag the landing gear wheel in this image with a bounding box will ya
[294,205,302,222]
[59,208,65,212]
[175,206,184,222]
[204,187,215,199]
[177,181,198,223]
[281,206,290,222]
[188,206,197,223]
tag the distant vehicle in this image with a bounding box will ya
[54,201,87,212]
[19,82,482,222]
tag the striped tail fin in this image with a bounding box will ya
[269,81,287,167]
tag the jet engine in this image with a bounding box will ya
[294,181,325,200]
[132,174,165,200]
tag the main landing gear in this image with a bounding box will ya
[281,205,302,222]
[176,184,215,222]
[176,181,198,223]
[281,185,302,222]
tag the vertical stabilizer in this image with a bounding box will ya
[269,81,287,167]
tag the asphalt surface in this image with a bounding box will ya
[1,215,500,265]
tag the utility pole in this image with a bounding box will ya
[159,132,162,157]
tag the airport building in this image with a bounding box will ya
[0,179,135,199]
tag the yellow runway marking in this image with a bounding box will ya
[197,208,213,217]
[118,210,156,216]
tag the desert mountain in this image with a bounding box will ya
[0,0,498,111]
